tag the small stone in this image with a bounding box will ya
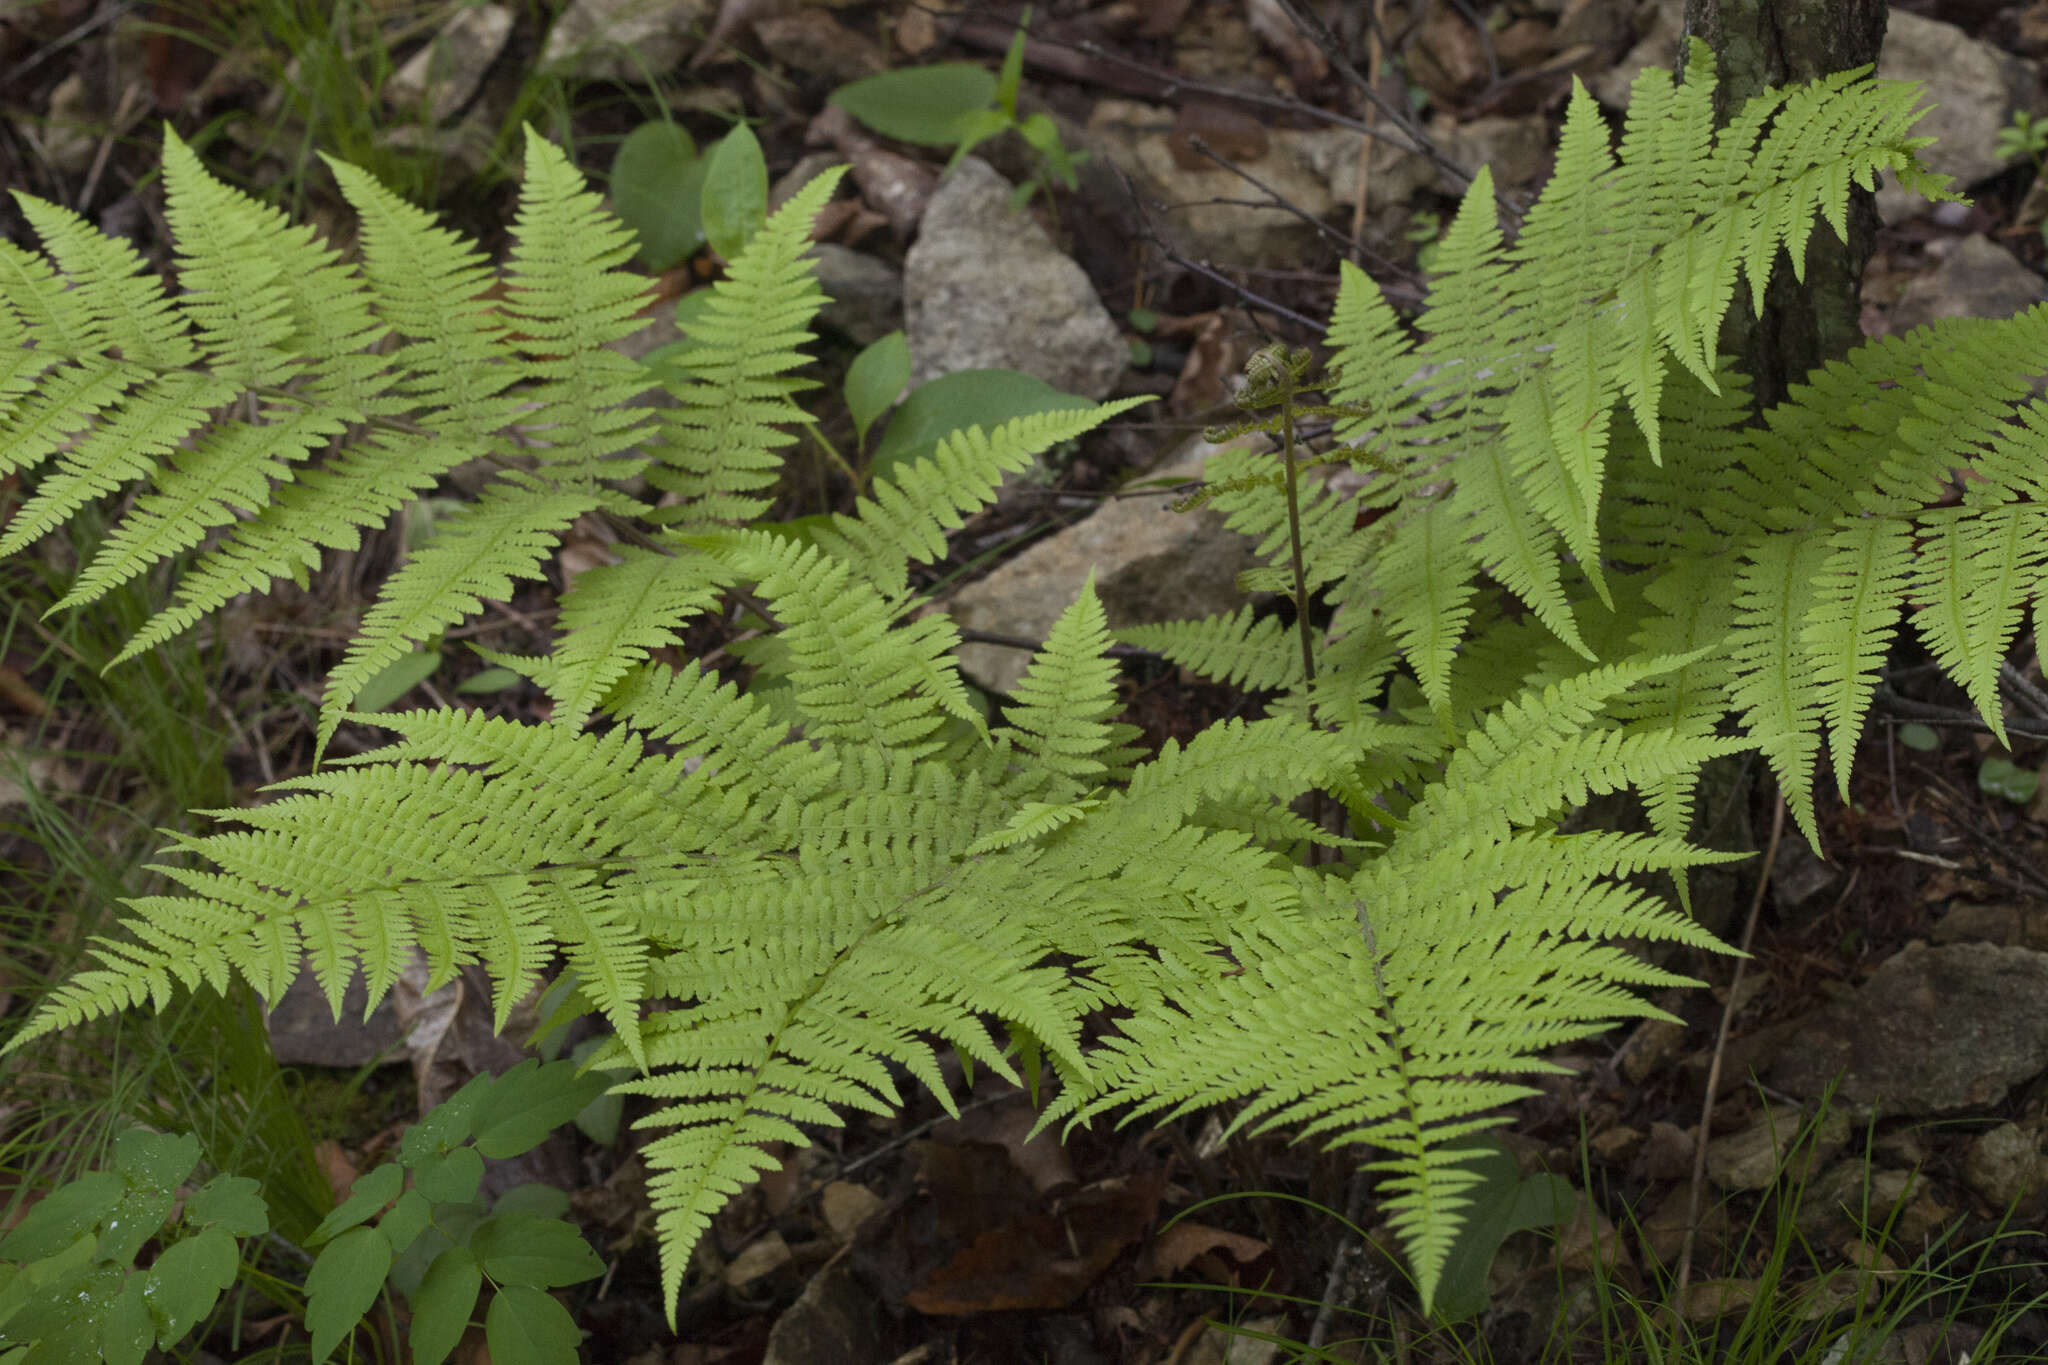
[820,1180,884,1242]
[755,8,886,86]
[723,1230,793,1287]
[904,157,1125,399]
[541,0,713,81]
[1705,1104,1849,1191]
[1963,1121,2048,1211]
[384,4,513,124]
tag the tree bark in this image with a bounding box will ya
[1679,0,1888,412]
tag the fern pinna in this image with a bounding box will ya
[0,40,2016,1326]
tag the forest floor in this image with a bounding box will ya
[8,1,2048,1362]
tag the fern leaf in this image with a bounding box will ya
[496,545,735,728]
[996,575,1120,799]
[646,168,848,525]
[318,476,602,754]
[809,400,1145,597]
[698,530,981,756]
[500,127,660,475]
[1120,605,1303,694]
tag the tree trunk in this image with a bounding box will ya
[1680,0,1888,412]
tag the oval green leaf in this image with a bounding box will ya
[140,1226,237,1345]
[470,1213,604,1288]
[485,1284,582,1365]
[701,123,768,263]
[353,647,442,713]
[1979,756,2038,804]
[413,1145,484,1206]
[1897,721,1939,752]
[409,1246,483,1365]
[609,120,702,270]
[829,64,997,147]
[844,330,910,450]
[867,368,1090,486]
[304,1225,394,1362]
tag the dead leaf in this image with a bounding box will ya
[906,1169,1165,1313]
[1142,1220,1272,1286]
[821,1180,884,1241]
[807,105,938,237]
[934,1092,1075,1194]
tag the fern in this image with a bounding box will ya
[5,40,2031,1337]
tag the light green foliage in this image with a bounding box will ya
[0,43,2021,1335]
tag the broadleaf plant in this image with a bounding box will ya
[2,44,2021,1342]
[0,1061,606,1365]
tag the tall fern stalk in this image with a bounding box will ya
[1,44,2005,1331]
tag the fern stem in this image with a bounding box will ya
[1280,398,1319,717]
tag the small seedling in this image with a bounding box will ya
[1996,110,2048,173]
[829,7,1087,215]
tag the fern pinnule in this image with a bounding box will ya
[1120,604,1305,695]
[10,192,195,370]
[700,529,983,755]
[499,128,659,475]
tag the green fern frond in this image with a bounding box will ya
[995,576,1121,800]
[1119,605,1304,694]
[499,129,659,474]
[487,545,736,728]
[808,399,1147,597]
[645,169,848,526]
[696,529,984,755]
[318,474,603,754]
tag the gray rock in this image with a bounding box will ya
[1963,1121,2048,1212]
[904,157,1125,399]
[1705,1103,1849,1191]
[1440,115,1551,192]
[266,963,407,1068]
[1768,833,1840,923]
[762,1260,887,1365]
[1791,1163,1920,1243]
[1876,12,2037,223]
[1888,234,2047,336]
[383,3,513,124]
[947,434,1263,696]
[754,8,885,86]
[540,0,712,81]
[771,152,845,213]
[1086,100,1423,269]
[808,244,902,345]
[1767,941,2048,1118]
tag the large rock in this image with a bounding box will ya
[1877,11,2038,223]
[807,244,902,345]
[946,433,1263,696]
[1766,941,2048,1118]
[904,157,1126,399]
[1887,234,2047,336]
[1087,100,1427,268]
